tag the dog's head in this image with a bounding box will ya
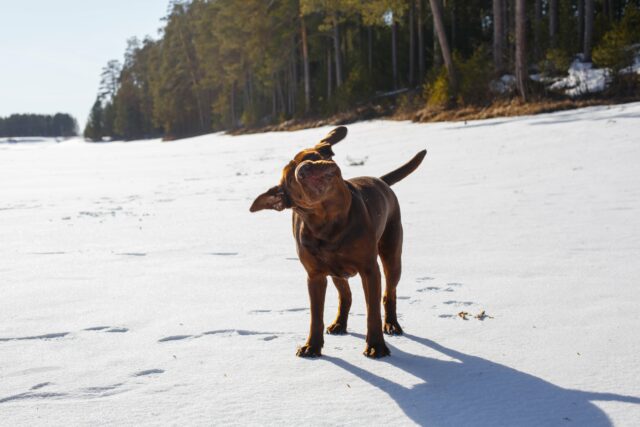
[250,126,348,212]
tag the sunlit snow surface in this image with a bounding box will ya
[1,103,640,426]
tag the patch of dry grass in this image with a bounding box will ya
[230,96,639,136]
[409,97,637,123]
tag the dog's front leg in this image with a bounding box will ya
[360,265,390,358]
[296,275,327,357]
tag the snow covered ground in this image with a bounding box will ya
[1,103,640,426]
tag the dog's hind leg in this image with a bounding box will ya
[326,277,352,335]
[379,215,404,336]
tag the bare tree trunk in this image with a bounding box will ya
[243,73,250,114]
[450,0,456,52]
[515,0,527,101]
[417,0,425,80]
[502,0,509,61]
[247,70,254,109]
[368,26,373,74]
[409,1,416,86]
[300,12,311,113]
[429,0,457,95]
[392,20,399,89]
[493,0,504,73]
[606,0,613,22]
[327,47,332,100]
[276,73,285,115]
[332,13,343,87]
[534,0,541,62]
[549,0,558,48]
[230,81,236,127]
[272,78,276,117]
[578,0,584,54]
[583,0,594,62]
[433,23,442,67]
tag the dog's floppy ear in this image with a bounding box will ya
[320,126,347,146]
[250,185,289,212]
[314,142,335,159]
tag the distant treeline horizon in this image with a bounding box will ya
[84,0,640,141]
[0,113,78,138]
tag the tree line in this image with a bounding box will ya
[84,0,640,141]
[0,113,78,138]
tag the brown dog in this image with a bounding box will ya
[250,126,426,358]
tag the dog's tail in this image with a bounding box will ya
[380,150,427,186]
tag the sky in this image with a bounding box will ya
[0,0,169,130]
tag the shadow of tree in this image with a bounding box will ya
[324,333,640,426]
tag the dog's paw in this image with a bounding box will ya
[296,344,322,358]
[363,342,390,358]
[383,322,404,336]
[326,322,348,335]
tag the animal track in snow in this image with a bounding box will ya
[158,329,285,343]
[0,203,42,212]
[416,276,435,282]
[443,300,474,307]
[84,326,129,333]
[0,391,67,404]
[158,335,192,342]
[1,367,165,404]
[208,252,238,256]
[105,327,129,333]
[133,369,164,377]
[0,332,69,342]
[0,326,130,343]
[30,382,53,390]
[417,286,441,292]
[249,307,308,315]
[82,383,124,394]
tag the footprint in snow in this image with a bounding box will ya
[158,335,193,342]
[249,307,308,315]
[0,391,67,404]
[443,300,474,306]
[158,329,286,343]
[29,251,66,255]
[84,326,129,333]
[0,332,69,342]
[133,369,164,377]
[30,382,53,390]
[417,286,440,292]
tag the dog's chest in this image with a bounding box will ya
[297,235,359,278]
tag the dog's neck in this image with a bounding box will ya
[295,181,352,241]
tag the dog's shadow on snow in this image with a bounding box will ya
[324,333,640,426]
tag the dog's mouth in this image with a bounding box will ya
[295,160,338,198]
